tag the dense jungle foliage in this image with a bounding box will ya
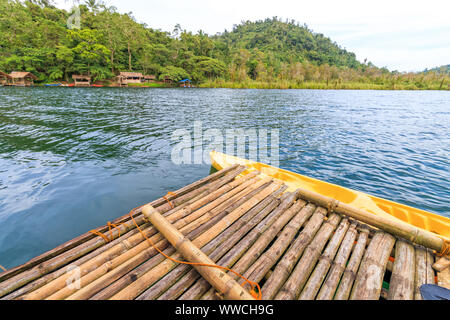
[0,0,448,89]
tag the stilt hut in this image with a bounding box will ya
[117,72,144,86]
[163,76,173,85]
[143,75,156,83]
[9,72,37,86]
[0,71,11,86]
[72,75,91,87]
[179,79,192,87]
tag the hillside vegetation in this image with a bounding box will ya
[0,0,448,89]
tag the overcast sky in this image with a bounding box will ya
[55,0,450,72]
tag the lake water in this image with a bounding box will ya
[0,87,449,269]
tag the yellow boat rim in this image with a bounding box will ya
[210,151,450,241]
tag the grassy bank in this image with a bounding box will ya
[199,79,450,90]
[127,83,167,88]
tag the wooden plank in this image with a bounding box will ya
[387,240,415,300]
[350,232,396,300]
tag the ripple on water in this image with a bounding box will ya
[0,87,449,268]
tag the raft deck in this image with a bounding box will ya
[0,165,448,300]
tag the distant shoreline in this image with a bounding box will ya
[3,80,449,90]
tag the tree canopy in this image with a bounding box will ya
[0,0,447,89]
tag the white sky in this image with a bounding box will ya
[55,0,450,72]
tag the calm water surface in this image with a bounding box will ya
[0,87,449,268]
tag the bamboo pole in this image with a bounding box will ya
[387,240,415,300]
[19,167,250,300]
[334,228,369,300]
[177,191,291,300]
[199,193,302,301]
[295,188,445,252]
[134,186,288,301]
[299,218,350,300]
[0,164,240,283]
[241,203,316,287]
[45,174,267,300]
[414,247,436,300]
[109,182,283,300]
[1,165,245,298]
[69,180,274,301]
[91,180,278,300]
[261,208,328,300]
[274,213,341,300]
[316,223,357,300]
[142,205,255,300]
[350,232,396,300]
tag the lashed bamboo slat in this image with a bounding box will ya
[2,165,245,298]
[350,232,396,300]
[53,175,270,300]
[274,213,341,300]
[0,164,240,284]
[387,240,415,300]
[178,191,293,300]
[299,218,350,300]
[232,198,305,278]
[109,181,283,300]
[261,207,328,300]
[334,228,370,300]
[199,194,301,300]
[90,178,277,300]
[21,167,250,300]
[316,223,358,300]
[295,188,445,253]
[134,187,289,301]
[414,247,436,300]
[241,203,316,287]
[141,205,255,300]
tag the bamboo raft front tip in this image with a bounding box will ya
[0,164,449,300]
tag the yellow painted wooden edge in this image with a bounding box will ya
[210,151,450,240]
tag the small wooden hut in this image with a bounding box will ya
[163,76,173,84]
[72,75,91,87]
[143,75,156,83]
[117,72,144,86]
[9,72,37,86]
[179,79,192,87]
[0,71,11,85]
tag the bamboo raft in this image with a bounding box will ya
[0,164,449,300]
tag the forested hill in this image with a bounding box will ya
[215,18,361,69]
[0,0,447,89]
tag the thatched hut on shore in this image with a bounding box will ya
[72,75,91,87]
[9,72,37,86]
[163,76,173,84]
[143,75,156,83]
[117,72,144,86]
[0,71,11,85]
